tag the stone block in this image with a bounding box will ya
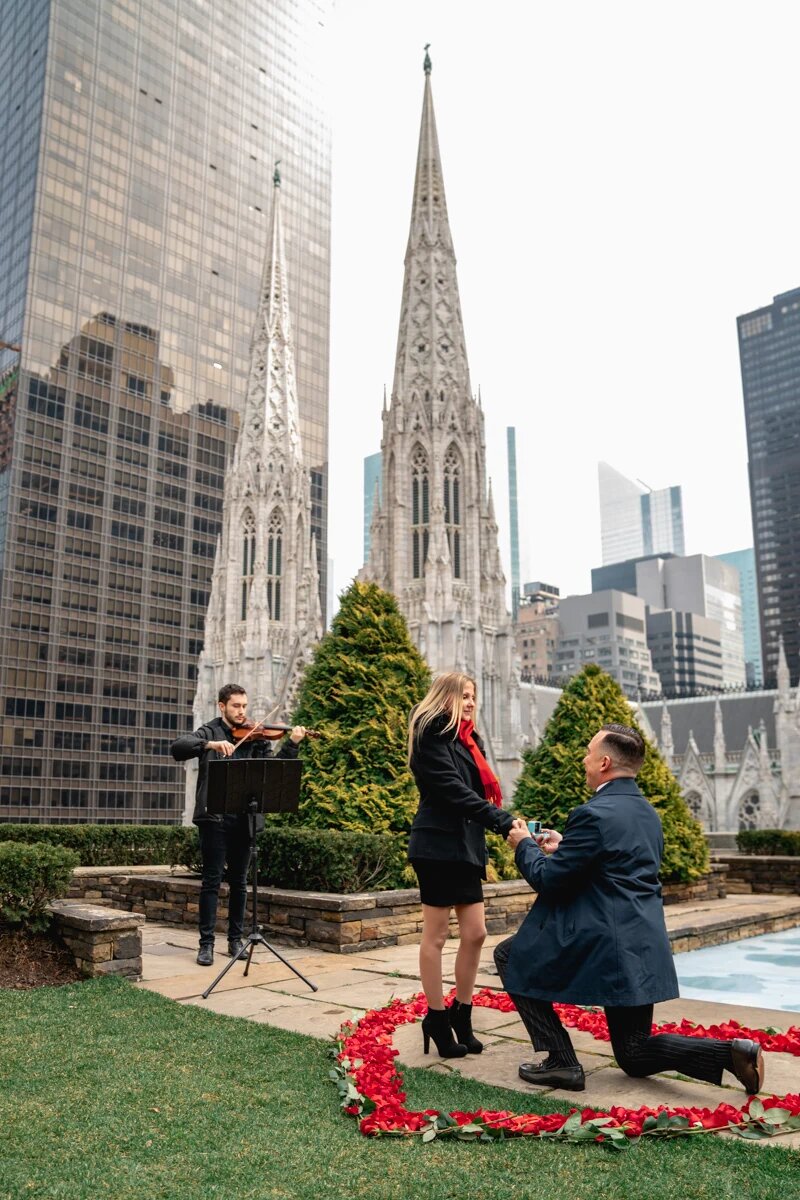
[94,956,142,978]
[114,932,142,959]
[305,918,361,945]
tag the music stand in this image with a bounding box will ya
[201,757,318,1000]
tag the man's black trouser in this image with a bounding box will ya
[493,936,733,1083]
[198,816,253,946]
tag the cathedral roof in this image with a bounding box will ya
[642,691,778,754]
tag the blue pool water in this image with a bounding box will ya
[673,927,800,1012]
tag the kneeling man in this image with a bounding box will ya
[495,723,765,1095]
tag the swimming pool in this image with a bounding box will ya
[673,927,800,1012]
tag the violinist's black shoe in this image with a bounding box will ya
[227,938,246,959]
[196,944,214,967]
[518,1059,585,1091]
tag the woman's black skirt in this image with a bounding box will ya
[410,858,484,907]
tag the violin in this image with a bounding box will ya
[230,719,321,743]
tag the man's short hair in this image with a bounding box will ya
[218,683,246,704]
[599,723,646,773]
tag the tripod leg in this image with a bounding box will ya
[243,939,256,978]
[201,945,249,1001]
[257,936,318,992]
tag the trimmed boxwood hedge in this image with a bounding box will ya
[0,823,518,893]
[0,824,192,867]
[0,841,79,932]
[736,829,800,856]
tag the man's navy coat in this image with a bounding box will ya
[503,776,679,1007]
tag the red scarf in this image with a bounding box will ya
[458,719,503,807]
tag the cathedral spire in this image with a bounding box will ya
[392,54,471,402]
[235,165,301,471]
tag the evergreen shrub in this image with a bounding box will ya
[291,580,431,833]
[513,664,709,883]
[736,829,800,856]
[0,842,79,932]
[0,824,188,867]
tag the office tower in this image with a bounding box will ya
[0,0,332,824]
[363,451,382,562]
[716,548,763,686]
[737,289,800,686]
[635,555,746,687]
[362,51,520,790]
[598,462,685,566]
[515,582,560,680]
[507,427,521,621]
[554,591,661,696]
[645,610,723,696]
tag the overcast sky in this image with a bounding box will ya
[324,0,799,609]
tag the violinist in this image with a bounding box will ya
[170,683,306,966]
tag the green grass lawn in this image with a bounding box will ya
[1,977,798,1200]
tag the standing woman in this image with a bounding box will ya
[408,672,514,1057]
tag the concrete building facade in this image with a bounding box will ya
[554,590,661,696]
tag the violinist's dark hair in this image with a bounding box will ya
[218,683,247,704]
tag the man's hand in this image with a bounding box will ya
[506,817,532,849]
[289,726,306,745]
[537,829,563,854]
[205,740,234,757]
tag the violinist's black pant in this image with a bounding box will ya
[198,816,252,946]
[493,936,733,1083]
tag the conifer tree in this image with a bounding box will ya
[513,664,708,882]
[291,580,431,832]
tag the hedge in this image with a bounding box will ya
[736,829,800,856]
[0,824,188,867]
[0,842,79,933]
[0,823,514,894]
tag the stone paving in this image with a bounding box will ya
[136,895,800,1150]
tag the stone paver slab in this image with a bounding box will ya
[184,988,311,1019]
[254,1000,364,1039]
[263,968,391,997]
[655,996,799,1029]
[297,977,414,1010]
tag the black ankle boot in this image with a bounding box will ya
[448,999,483,1054]
[421,1008,467,1058]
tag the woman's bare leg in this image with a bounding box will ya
[453,902,487,1004]
[418,904,452,1008]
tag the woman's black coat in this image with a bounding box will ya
[407,719,514,872]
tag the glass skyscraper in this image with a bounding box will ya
[0,0,332,824]
[716,548,763,687]
[598,461,684,567]
[738,289,800,687]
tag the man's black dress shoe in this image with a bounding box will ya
[518,1060,586,1091]
[730,1038,765,1094]
[227,938,246,959]
[196,945,214,967]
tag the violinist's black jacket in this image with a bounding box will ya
[171,717,299,825]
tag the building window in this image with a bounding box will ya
[411,445,429,579]
[443,445,462,578]
[241,508,255,620]
[267,509,282,620]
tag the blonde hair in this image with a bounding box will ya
[407,672,477,763]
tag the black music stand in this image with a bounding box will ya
[201,757,317,1000]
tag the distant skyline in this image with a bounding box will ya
[325,1,799,608]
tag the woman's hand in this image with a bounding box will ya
[506,818,531,849]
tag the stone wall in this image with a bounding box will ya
[65,864,728,954]
[715,855,800,895]
[48,900,144,978]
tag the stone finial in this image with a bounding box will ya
[713,697,726,773]
[423,43,432,74]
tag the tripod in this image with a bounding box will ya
[201,760,317,1001]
